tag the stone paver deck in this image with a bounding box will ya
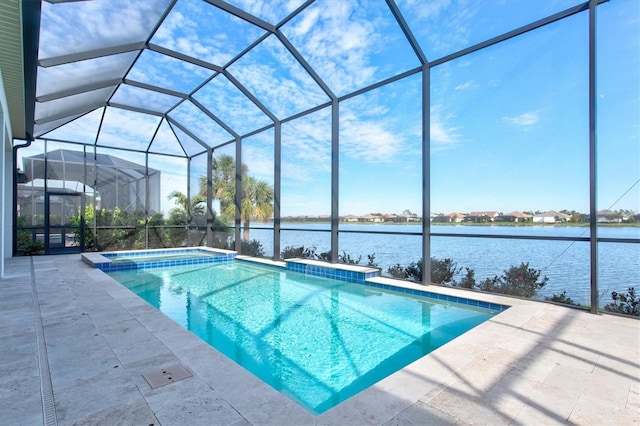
[1,254,638,425]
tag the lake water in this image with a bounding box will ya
[246,223,640,307]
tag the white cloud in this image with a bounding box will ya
[152,1,249,66]
[280,108,332,188]
[396,0,475,57]
[341,121,401,163]
[96,108,162,153]
[282,0,390,95]
[282,110,332,176]
[291,7,320,36]
[227,36,329,118]
[243,134,275,182]
[229,0,302,24]
[430,121,454,144]
[454,80,477,90]
[169,101,233,146]
[44,109,104,144]
[148,155,189,214]
[399,0,452,21]
[503,112,540,128]
[430,104,459,148]
[194,75,273,136]
[149,121,185,156]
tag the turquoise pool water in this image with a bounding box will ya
[109,260,500,414]
[104,249,222,264]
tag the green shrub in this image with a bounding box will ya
[239,239,265,257]
[317,250,332,262]
[16,216,44,256]
[545,291,578,306]
[386,257,459,284]
[405,259,423,282]
[339,251,361,265]
[431,258,460,285]
[16,232,44,255]
[386,263,408,279]
[604,288,639,316]
[478,262,548,298]
[456,267,476,289]
[281,245,317,259]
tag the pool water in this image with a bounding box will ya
[104,249,221,264]
[109,260,499,414]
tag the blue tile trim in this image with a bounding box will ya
[285,261,376,284]
[96,249,235,272]
[281,262,507,312]
[102,248,210,259]
[235,259,286,272]
[358,280,509,312]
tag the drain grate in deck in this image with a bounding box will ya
[143,364,193,389]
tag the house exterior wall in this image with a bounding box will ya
[0,72,14,279]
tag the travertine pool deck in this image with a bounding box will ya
[1,254,638,425]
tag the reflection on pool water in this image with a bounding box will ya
[109,260,505,414]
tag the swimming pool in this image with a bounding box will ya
[108,259,505,414]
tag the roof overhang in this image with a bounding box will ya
[0,0,40,142]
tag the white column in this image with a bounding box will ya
[0,104,7,278]
[1,114,5,279]
[1,72,15,279]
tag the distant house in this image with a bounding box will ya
[399,213,420,222]
[496,211,533,222]
[362,214,383,223]
[532,210,571,223]
[464,211,499,223]
[431,214,448,223]
[433,212,466,223]
[597,209,624,223]
[448,212,466,223]
[383,213,399,222]
[342,214,359,222]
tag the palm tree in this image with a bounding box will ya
[215,175,274,241]
[168,190,206,217]
[199,154,248,217]
[239,176,274,241]
[198,154,274,241]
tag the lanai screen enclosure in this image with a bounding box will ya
[11,0,640,314]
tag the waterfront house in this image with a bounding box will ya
[400,213,420,222]
[496,211,533,222]
[464,211,499,223]
[361,214,384,222]
[432,212,466,223]
[383,213,399,222]
[342,214,359,222]
[532,210,572,223]
[596,209,626,223]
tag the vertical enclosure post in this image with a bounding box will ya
[235,137,242,252]
[422,64,431,285]
[145,153,149,249]
[206,148,214,247]
[588,0,599,313]
[331,99,339,263]
[274,122,282,260]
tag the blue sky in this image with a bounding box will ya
[26,0,639,217]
